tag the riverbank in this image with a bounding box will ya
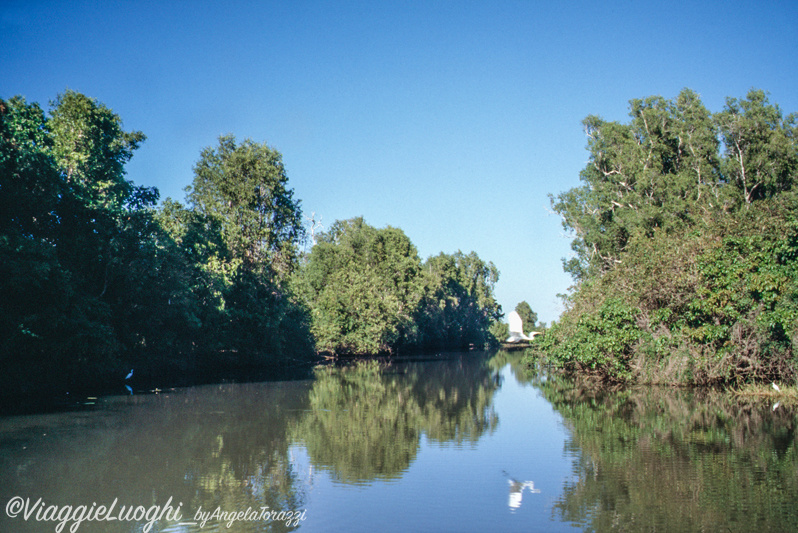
[523,347,798,403]
[732,383,798,402]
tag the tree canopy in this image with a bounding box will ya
[1,92,156,390]
[514,301,538,331]
[159,135,312,364]
[293,217,503,355]
[0,94,315,395]
[293,217,423,354]
[536,89,798,385]
[187,135,304,276]
[1,90,505,396]
[414,250,502,350]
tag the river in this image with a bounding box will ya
[0,352,795,532]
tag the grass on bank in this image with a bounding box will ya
[730,382,798,402]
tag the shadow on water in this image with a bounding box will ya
[0,361,319,417]
[0,379,321,532]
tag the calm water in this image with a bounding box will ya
[0,352,795,532]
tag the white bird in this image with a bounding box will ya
[772,382,781,393]
[505,311,542,343]
[125,369,134,380]
[503,470,541,510]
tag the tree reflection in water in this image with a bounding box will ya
[4,352,795,531]
[0,381,313,533]
[290,355,500,484]
[0,353,506,532]
[529,370,798,532]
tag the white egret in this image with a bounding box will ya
[772,382,781,393]
[503,470,541,510]
[125,369,134,380]
[505,311,542,343]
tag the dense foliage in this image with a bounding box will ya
[2,92,161,391]
[534,89,798,385]
[0,93,318,395]
[159,134,314,364]
[293,217,502,355]
[1,91,504,396]
[413,250,502,351]
[293,217,424,354]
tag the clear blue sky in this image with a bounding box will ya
[3,0,797,323]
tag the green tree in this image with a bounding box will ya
[515,301,538,330]
[552,88,723,279]
[539,88,798,385]
[1,92,316,394]
[167,135,312,362]
[45,90,155,305]
[415,251,502,349]
[0,92,155,391]
[716,89,798,205]
[48,90,146,210]
[294,217,423,355]
[187,135,304,277]
[0,97,61,239]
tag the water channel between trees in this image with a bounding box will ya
[0,352,796,532]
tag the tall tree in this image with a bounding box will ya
[552,88,724,280]
[0,97,61,239]
[539,88,798,384]
[47,91,152,302]
[186,135,304,278]
[175,135,310,361]
[1,91,153,391]
[48,90,145,210]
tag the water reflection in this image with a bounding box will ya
[290,355,500,484]
[0,354,505,532]
[2,352,795,532]
[0,381,313,532]
[531,372,798,532]
[503,471,541,510]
